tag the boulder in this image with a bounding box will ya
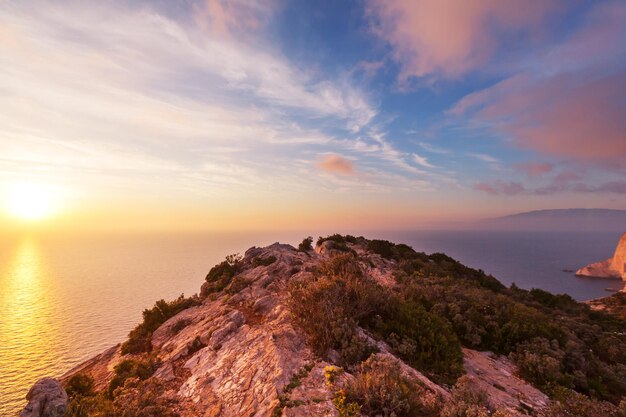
[20,378,68,417]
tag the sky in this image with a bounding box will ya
[0,0,625,232]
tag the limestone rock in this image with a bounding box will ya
[463,349,549,417]
[25,239,556,417]
[576,232,626,280]
[610,232,626,279]
[20,378,68,417]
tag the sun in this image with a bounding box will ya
[4,182,62,221]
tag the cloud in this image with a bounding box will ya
[514,162,553,178]
[317,155,355,176]
[419,142,450,155]
[450,1,626,168]
[468,153,498,164]
[0,0,402,200]
[455,72,626,164]
[366,0,560,81]
[474,181,525,196]
[412,153,435,168]
[195,0,277,37]
[474,178,626,196]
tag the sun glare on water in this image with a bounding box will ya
[4,182,62,221]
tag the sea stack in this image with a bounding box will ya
[576,232,626,280]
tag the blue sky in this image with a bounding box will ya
[0,0,625,231]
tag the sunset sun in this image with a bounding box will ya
[4,182,61,221]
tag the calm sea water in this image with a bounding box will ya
[0,230,623,414]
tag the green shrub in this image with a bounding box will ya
[368,299,464,384]
[121,294,200,354]
[170,318,191,335]
[316,235,354,253]
[393,243,626,403]
[108,357,158,397]
[252,255,277,267]
[333,389,361,417]
[201,253,243,297]
[298,236,313,252]
[65,374,95,399]
[112,377,180,417]
[288,254,380,366]
[225,275,250,294]
[440,376,506,417]
[366,239,395,259]
[345,355,442,417]
[545,387,623,417]
[287,274,375,366]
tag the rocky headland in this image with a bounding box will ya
[21,235,626,417]
[576,232,626,280]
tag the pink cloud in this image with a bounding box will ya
[553,172,581,183]
[317,155,355,176]
[474,181,525,196]
[460,72,626,164]
[366,0,560,80]
[450,2,626,167]
[195,0,277,37]
[514,162,553,178]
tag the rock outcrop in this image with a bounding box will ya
[576,232,626,280]
[20,378,68,417]
[24,238,557,417]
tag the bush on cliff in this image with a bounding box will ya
[394,249,626,404]
[65,374,95,399]
[288,253,464,381]
[287,254,378,366]
[368,299,464,383]
[201,253,243,297]
[252,255,277,267]
[121,294,200,355]
[108,357,158,397]
[345,355,442,417]
[68,377,179,417]
[298,236,313,252]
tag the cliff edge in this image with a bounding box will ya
[21,235,626,417]
[576,232,626,280]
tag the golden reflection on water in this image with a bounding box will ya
[0,237,58,415]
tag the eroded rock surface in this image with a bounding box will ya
[463,349,549,417]
[20,378,68,417]
[31,239,556,417]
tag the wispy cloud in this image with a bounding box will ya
[366,0,561,82]
[0,0,386,200]
[412,153,435,168]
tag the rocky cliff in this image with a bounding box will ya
[576,232,626,280]
[21,236,626,417]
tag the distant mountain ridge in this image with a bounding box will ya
[481,208,626,231]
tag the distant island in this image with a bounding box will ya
[480,208,626,231]
[20,235,626,417]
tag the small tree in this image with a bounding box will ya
[298,236,313,252]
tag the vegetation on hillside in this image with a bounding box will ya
[291,235,626,414]
[121,294,200,355]
[288,252,464,382]
[68,235,626,417]
[200,253,243,297]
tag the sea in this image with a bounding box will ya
[0,229,623,414]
